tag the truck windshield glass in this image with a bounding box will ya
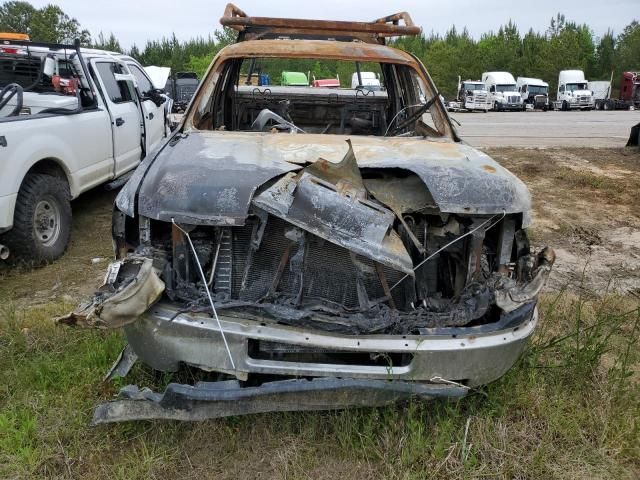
[495,84,516,92]
[463,83,485,91]
[528,85,548,94]
[566,83,587,92]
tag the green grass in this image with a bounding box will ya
[1,293,638,479]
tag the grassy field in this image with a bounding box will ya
[1,148,639,479]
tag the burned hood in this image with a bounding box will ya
[118,131,531,225]
[127,133,301,225]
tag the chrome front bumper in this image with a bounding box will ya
[124,301,538,388]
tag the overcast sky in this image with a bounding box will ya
[28,0,638,49]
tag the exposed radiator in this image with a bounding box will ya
[230,216,404,309]
[213,228,233,296]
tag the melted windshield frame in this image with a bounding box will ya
[185,44,457,141]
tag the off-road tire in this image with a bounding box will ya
[1,173,72,265]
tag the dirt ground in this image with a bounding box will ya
[486,147,640,295]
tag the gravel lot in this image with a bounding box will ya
[452,109,640,147]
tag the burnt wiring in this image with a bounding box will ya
[384,96,437,137]
[383,103,423,136]
[389,211,507,292]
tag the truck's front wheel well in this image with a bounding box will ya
[25,159,69,184]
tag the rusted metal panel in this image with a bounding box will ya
[252,171,414,274]
[92,378,465,424]
[220,3,421,44]
[214,39,416,64]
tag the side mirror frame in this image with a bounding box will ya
[143,88,167,107]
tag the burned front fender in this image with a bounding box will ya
[130,133,301,226]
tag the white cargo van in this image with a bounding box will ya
[516,77,549,110]
[482,72,523,111]
[556,70,594,110]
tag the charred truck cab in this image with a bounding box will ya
[61,4,554,423]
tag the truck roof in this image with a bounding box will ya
[0,41,133,63]
[216,39,416,65]
[516,77,548,87]
[312,78,340,88]
[482,72,516,84]
[558,70,586,83]
[281,71,308,85]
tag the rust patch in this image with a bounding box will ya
[221,3,421,44]
[482,165,497,173]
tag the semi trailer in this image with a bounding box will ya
[592,71,640,110]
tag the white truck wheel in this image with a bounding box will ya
[1,173,72,264]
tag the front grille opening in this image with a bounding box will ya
[248,340,413,367]
[233,217,404,309]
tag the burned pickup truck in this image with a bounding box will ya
[60,5,554,423]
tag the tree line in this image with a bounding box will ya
[1,2,638,98]
[393,15,639,97]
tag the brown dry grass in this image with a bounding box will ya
[487,147,640,293]
[0,188,117,305]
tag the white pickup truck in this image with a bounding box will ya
[0,39,167,263]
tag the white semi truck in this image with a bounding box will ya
[555,70,594,110]
[482,71,523,111]
[516,77,549,110]
[447,77,491,112]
